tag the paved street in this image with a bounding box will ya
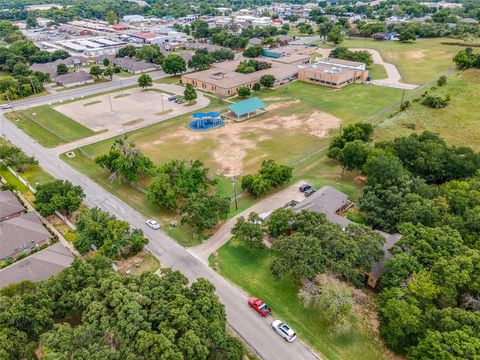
[6,70,170,110]
[0,116,321,360]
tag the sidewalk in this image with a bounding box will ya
[189,181,306,263]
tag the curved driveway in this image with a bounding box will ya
[316,47,418,90]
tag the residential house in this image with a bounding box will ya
[112,57,158,74]
[0,212,52,260]
[0,242,74,288]
[55,71,94,87]
[0,190,25,221]
[30,56,88,80]
[289,186,402,288]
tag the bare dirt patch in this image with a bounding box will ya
[405,50,426,60]
[140,109,340,177]
[265,99,301,110]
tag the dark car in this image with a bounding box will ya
[304,188,316,197]
[299,184,311,192]
[168,95,177,101]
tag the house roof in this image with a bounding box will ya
[0,190,24,220]
[248,37,263,45]
[0,212,52,259]
[132,31,161,39]
[0,242,73,288]
[55,70,93,85]
[113,57,158,71]
[228,97,267,117]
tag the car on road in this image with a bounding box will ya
[272,320,296,342]
[168,95,177,101]
[299,184,311,192]
[248,297,272,317]
[146,219,161,230]
[1,104,12,109]
[304,188,316,197]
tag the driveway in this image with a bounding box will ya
[190,181,306,263]
[316,47,418,90]
[0,117,321,360]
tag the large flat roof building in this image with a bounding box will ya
[298,58,368,88]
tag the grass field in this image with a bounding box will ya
[6,105,96,147]
[368,64,388,80]
[376,69,480,149]
[341,37,465,85]
[210,238,390,360]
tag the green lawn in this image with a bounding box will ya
[154,75,181,84]
[210,239,389,360]
[376,69,480,150]
[368,64,388,80]
[258,81,404,124]
[6,105,96,147]
[341,37,465,85]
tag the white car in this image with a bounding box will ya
[1,104,12,110]
[146,219,161,230]
[272,320,296,342]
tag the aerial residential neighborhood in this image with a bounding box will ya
[0,0,480,359]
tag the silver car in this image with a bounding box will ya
[272,320,296,342]
[146,219,161,230]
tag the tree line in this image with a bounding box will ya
[0,256,245,359]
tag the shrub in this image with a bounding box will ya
[422,94,450,108]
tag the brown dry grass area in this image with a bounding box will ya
[141,103,340,177]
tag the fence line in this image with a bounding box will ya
[16,110,69,143]
[4,164,76,231]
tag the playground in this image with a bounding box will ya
[189,112,225,131]
[54,84,210,133]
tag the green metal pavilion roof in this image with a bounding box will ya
[228,97,267,117]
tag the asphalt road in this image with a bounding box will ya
[0,116,321,360]
[6,71,170,109]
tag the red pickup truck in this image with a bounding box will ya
[248,297,272,317]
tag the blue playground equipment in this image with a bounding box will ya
[188,112,225,131]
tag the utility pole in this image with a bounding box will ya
[400,89,406,108]
[161,93,164,111]
[109,95,113,112]
[29,76,37,94]
[232,170,238,211]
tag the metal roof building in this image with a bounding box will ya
[228,97,267,121]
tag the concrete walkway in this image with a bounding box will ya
[189,181,306,263]
[316,47,418,90]
[52,83,210,155]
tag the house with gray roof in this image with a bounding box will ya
[112,57,158,74]
[291,186,401,288]
[55,70,94,87]
[0,242,73,288]
[0,212,52,260]
[0,190,25,221]
[248,37,263,46]
[29,56,88,80]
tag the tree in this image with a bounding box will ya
[191,20,210,40]
[89,65,103,79]
[267,208,294,238]
[95,137,153,183]
[0,144,37,172]
[259,74,275,88]
[138,73,153,89]
[362,150,405,186]
[136,45,161,63]
[243,45,264,58]
[103,66,114,80]
[381,253,422,289]
[327,25,344,45]
[181,191,230,232]
[12,62,31,77]
[241,160,292,197]
[117,45,137,58]
[437,75,447,86]
[56,63,69,75]
[422,94,450,108]
[102,57,110,67]
[409,330,480,359]
[399,26,416,42]
[34,180,85,216]
[231,213,264,248]
[337,140,370,172]
[25,16,38,29]
[106,10,117,25]
[188,51,213,70]
[183,83,197,102]
[50,50,70,61]
[162,54,186,75]
[147,159,210,209]
[252,82,261,91]
[238,86,251,97]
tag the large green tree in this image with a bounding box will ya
[34,179,85,216]
[162,54,186,75]
[181,191,230,232]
